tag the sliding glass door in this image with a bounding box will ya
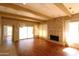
[19,26,34,39]
[3,25,13,43]
[65,21,79,46]
[67,22,79,45]
[19,26,28,39]
[27,27,33,38]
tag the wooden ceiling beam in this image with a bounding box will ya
[54,3,71,17]
[0,3,51,19]
[0,11,44,22]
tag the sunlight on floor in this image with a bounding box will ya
[63,47,79,56]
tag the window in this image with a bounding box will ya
[3,25,13,46]
[66,22,79,46]
[19,26,33,39]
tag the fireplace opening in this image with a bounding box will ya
[50,35,59,41]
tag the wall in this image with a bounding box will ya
[1,17,39,42]
[46,18,64,44]
[39,23,48,39]
[2,18,19,42]
[34,25,39,37]
[0,16,2,44]
[50,14,79,47]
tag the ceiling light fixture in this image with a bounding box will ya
[69,7,71,9]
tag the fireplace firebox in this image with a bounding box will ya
[50,35,59,41]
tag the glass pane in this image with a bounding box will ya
[27,27,33,38]
[3,25,13,41]
[19,26,34,39]
[7,26,12,40]
[67,22,79,45]
[19,27,28,39]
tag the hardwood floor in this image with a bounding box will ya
[0,38,79,56]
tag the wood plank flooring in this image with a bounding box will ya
[0,38,79,56]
